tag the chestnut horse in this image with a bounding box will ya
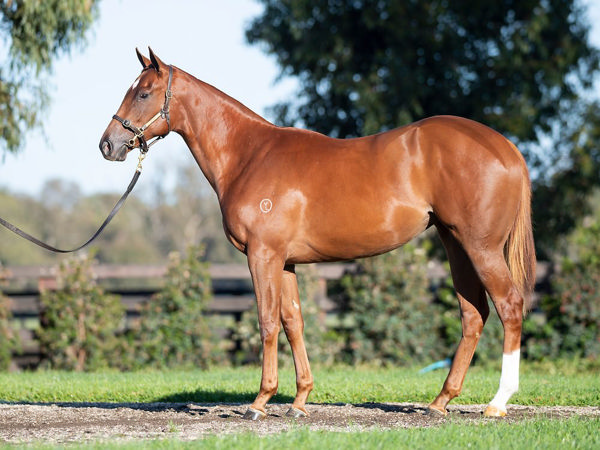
[100,49,535,420]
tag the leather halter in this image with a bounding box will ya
[112,65,173,153]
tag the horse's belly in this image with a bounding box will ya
[286,202,431,263]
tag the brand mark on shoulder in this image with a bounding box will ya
[259,199,273,213]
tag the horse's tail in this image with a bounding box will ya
[505,146,536,314]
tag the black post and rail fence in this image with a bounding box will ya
[2,262,550,369]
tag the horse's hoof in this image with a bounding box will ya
[483,405,507,417]
[426,405,447,417]
[243,407,266,420]
[286,407,308,418]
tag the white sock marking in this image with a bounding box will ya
[489,349,520,412]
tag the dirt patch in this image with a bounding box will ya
[1,402,598,444]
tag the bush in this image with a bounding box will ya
[525,199,600,361]
[121,245,227,369]
[339,244,447,366]
[37,253,124,371]
[0,265,21,371]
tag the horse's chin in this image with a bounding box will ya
[114,149,128,162]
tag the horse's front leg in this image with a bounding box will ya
[243,246,284,420]
[281,265,313,417]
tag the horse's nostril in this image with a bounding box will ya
[101,140,112,155]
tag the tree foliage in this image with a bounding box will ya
[247,0,600,252]
[0,0,100,154]
[524,191,600,360]
[0,164,242,266]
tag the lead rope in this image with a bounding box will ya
[0,150,147,254]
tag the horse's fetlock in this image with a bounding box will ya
[261,381,278,397]
[297,377,314,393]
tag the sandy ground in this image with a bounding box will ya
[1,402,599,444]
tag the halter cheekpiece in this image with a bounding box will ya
[112,64,174,153]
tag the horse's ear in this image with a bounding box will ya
[148,47,164,73]
[136,48,151,69]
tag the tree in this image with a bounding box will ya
[246,0,600,253]
[0,0,100,154]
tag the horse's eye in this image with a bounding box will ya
[139,92,150,99]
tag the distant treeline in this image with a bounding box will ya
[0,165,243,266]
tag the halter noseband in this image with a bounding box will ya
[112,64,174,153]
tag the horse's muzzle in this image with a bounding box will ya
[100,139,127,161]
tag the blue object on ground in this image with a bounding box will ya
[418,358,452,374]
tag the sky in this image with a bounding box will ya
[1,0,600,199]
[0,0,298,199]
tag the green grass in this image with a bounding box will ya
[0,361,598,406]
[1,362,598,449]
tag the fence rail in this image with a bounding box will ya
[2,261,550,369]
[3,263,358,368]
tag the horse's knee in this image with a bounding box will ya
[260,320,281,344]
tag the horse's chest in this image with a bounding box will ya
[220,189,305,250]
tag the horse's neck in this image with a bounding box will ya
[174,71,273,197]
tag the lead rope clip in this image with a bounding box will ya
[136,150,147,173]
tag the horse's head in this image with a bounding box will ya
[99,48,173,161]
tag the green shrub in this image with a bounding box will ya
[339,244,447,366]
[37,253,124,371]
[121,245,227,369]
[525,200,600,361]
[527,264,600,360]
[0,265,21,371]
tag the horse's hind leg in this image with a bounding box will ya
[280,265,313,417]
[474,251,523,416]
[462,245,524,417]
[429,225,489,415]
